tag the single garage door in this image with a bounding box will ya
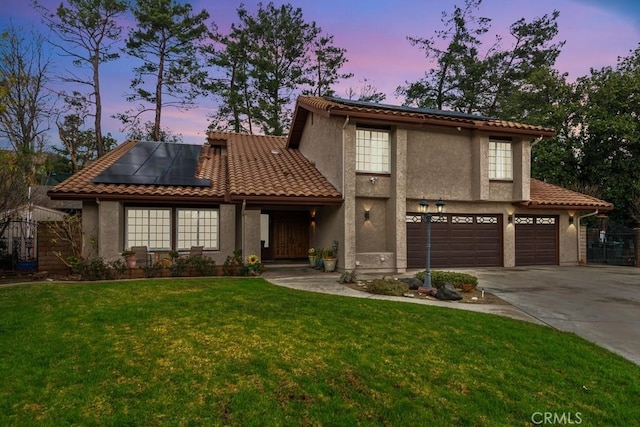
[515,215,558,266]
[407,214,502,269]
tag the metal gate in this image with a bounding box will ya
[587,223,636,266]
[0,218,39,271]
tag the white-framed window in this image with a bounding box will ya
[177,208,219,250]
[489,140,512,180]
[125,208,171,250]
[356,128,390,173]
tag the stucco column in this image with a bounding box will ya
[342,123,357,271]
[512,138,530,201]
[242,209,261,263]
[393,129,408,272]
[471,131,489,200]
[504,214,515,267]
[97,200,122,261]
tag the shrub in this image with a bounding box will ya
[367,278,409,296]
[223,250,246,276]
[338,270,357,284]
[189,256,216,276]
[170,257,190,277]
[109,258,127,279]
[414,270,478,289]
[143,262,164,278]
[73,257,124,281]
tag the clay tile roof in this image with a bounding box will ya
[48,140,227,201]
[215,131,341,203]
[288,96,555,148]
[525,179,614,211]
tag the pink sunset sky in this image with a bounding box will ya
[1,0,639,147]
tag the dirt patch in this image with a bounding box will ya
[345,281,508,305]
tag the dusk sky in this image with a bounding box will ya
[1,0,640,147]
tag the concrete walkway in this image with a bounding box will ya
[262,265,543,324]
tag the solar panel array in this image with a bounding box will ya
[325,96,495,121]
[93,141,211,187]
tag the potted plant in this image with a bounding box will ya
[308,248,317,267]
[121,249,136,268]
[322,248,337,272]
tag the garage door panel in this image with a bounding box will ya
[515,215,558,266]
[407,214,502,269]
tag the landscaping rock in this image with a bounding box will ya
[436,283,462,301]
[399,277,423,290]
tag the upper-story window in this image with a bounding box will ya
[489,139,512,180]
[356,129,390,173]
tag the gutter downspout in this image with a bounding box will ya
[577,210,599,264]
[342,115,349,198]
[95,198,100,258]
[531,136,544,147]
[241,199,246,256]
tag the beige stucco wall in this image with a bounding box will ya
[241,208,261,263]
[298,112,345,194]
[99,200,123,261]
[216,204,237,264]
[297,112,578,273]
[297,112,348,269]
[406,127,474,201]
[87,200,237,266]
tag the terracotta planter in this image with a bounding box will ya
[308,255,317,267]
[125,255,137,268]
[323,258,336,272]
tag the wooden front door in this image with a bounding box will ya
[272,212,309,259]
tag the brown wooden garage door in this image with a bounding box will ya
[407,214,502,268]
[515,215,558,266]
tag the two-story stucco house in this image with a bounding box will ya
[49,96,613,273]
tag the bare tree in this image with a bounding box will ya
[34,0,128,157]
[0,24,53,185]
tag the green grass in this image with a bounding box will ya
[0,278,638,426]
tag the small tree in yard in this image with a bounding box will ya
[47,214,84,268]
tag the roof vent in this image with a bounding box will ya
[271,148,281,155]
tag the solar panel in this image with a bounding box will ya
[325,96,496,121]
[93,141,211,187]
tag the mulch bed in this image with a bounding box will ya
[346,281,508,305]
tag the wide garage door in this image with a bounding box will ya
[407,214,502,269]
[515,215,558,266]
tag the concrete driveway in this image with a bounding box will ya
[464,265,640,365]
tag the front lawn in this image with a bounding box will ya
[1,278,638,425]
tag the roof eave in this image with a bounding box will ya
[290,101,555,141]
[48,192,227,204]
[229,194,342,205]
[518,201,614,211]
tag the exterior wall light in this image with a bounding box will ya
[569,215,574,225]
[508,214,514,224]
[364,209,370,221]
